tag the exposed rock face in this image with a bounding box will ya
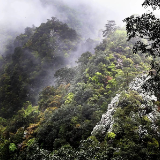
[91,93,120,135]
[129,74,160,122]
[129,74,156,101]
[91,74,160,136]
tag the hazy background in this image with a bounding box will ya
[0,0,159,55]
[0,0,159,104]
[0,0,148,30]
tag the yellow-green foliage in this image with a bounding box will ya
[71,116,78,124]
[26,138,36,147]
[89,72,103,85]
[114,29,127,37]
[107,132,116,139]
[65,93,74,104]
[120,91,143,105]
[24,103,33,117]
[87,136,99,143]
[106,78,117,89]
[95,72,102,76]
[123,58,134,67]
[147,138,159,148]
[9,143,17,152]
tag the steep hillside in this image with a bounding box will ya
[40,0,104,39]
[0,28,152,159]
[1,0,160,159]
[0,17,79,118]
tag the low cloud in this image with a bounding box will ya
[0,0,157,55]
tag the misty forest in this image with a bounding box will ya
[1,0,160,159]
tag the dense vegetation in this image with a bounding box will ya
[0,23,152,159]
[1,0,160,159]
[0,17,79,118]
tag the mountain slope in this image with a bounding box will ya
[0,28,153,159]
[0,17,79,118]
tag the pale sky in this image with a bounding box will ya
[0,0,160,31]
[91,0,160,26]
[0,0,160,55]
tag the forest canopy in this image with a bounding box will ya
[0,0,160,159]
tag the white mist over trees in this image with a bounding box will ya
[0,0,149,55]
[1,0,160,159]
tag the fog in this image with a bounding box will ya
[62,0,147,26]
[0,0,159,103]
[0,0,54,31]
[0,0,158,54]
[0,0,154,35]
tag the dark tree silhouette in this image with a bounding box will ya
[103,20,117,37]
[123,0,160,100]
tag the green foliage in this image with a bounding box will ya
[123,1,160,101]
[89,72,104,85]
[0,55,29,118]
[24,103,33,117]
[9,143,17,152]
[64,93,74,104]
[54,67,76,85]
[77,51,92,65]
[33,27,150,157]
[103,20,117,37]
[26,138,36,147]
[0,17,79,118]
[106,78,117,89]
[123,58,133,67]
[107,132,116,139]
[38,86,56,111]
[0,12,154,159]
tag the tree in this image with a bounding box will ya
[142,0,160,10]
[123,0,160,99]
[103,20,118,37]
[54,67,76,85]
[77,51,92,65]
[0,48,29,118]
